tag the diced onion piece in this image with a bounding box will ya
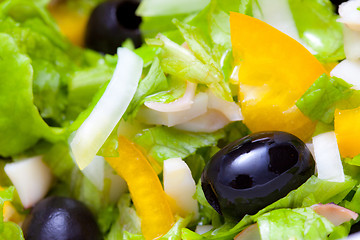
[71,48,143,170]
[82,156,104,191]
[331,59,360,89]
[4,156,53,208]
[195,225,213,235]
[311,203,358,226]
[174,110,230,132]
[144,81,197,112]
[208,90,243,121]
[137,92,208,127]
[312,131,345,182]
[338,0,360,31]
[343,27,360,60]
[163,158,199,219]
[234,224,261,240]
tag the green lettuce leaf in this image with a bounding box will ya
[0,187,24,240]
[0,33,60,157]
[257,208,334,240]
[186,176,356,240]
[133,126,225,163]
[106,194,142,240]
[289,0,345,62]
[124,57,168,120]
[296,74,354,124]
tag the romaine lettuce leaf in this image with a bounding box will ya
[0,187,24,240]
[0,33,61,157]
[124,57,168,120]
[289,0,345,62]
[296,74,354,124]
[133,126,225,163]
[185,176,356,239]
[257,208,334,240]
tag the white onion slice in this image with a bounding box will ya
[331,59,360,90]
[82,155,104,191]
[137,92,208,127]
[174,110,230,132]
[5,156,53,208]
[343,26,360,60]
[207,90,243,121]
[234,224,261,240]
[312,131,345,182]
[144,81,197,112]
[71,48,143,170]
[163,158,198,219]
[311,203,358,226]
[195,225,213,235]
[338,0,360,31]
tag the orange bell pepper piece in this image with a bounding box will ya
[334,107,360,158]
[105,136,174,240]
[48,4,88,47]
[230,12,326,141]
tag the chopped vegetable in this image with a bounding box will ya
[230,12,326,141]
[335,107,360,158]
[71,47,143,170]
[105,136,174,240]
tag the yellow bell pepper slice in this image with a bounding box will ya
[48,4,88,47]
[334,107,360,158]
[230,12,326,141]
[0,186,24,224]
[105,136,174,240]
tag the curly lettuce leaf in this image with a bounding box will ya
[0,33,61,157]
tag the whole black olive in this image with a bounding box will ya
[330,0,347,13]
[85,0,142,54]
[22,196,103,240]
[201,131,315,220]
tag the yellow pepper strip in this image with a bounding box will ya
[0,186,24,224]
[334,107,360,158]
[230,12,326,141]
[105,136,174,240]
[48,4,88,47]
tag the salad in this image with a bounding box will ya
[1,0,360,239]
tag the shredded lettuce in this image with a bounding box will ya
[124,57,168,120]
[288,0,345,62]
[0,187,24,240]
[296,74,354,124]
[257,208,334,240]
[133,126,225,163]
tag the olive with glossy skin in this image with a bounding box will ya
[330,0,347,12]
[85,0,142,54]
[22,196,103,240]
[201,131,315,220]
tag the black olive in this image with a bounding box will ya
[350,221,360,234]
[22,196,103,240]
[201,131,315,220]
[330,0,347,13]
[85,0,142,54]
